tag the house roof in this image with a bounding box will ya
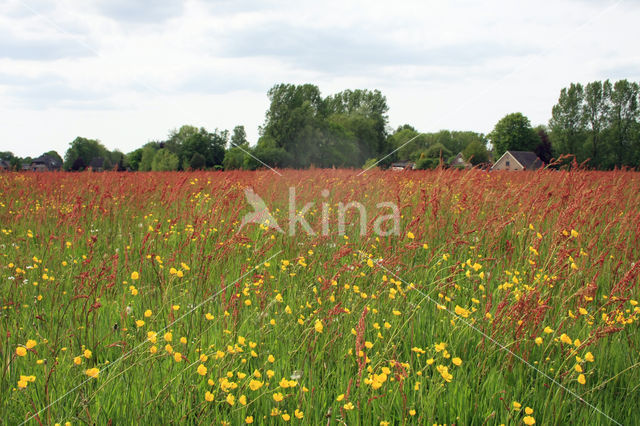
[451,152,469,164]
[508,151,543,170]
[32,154,62,169]
[0,159,9,168]
[492,151,543,170]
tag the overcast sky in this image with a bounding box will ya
[1,0,639,158]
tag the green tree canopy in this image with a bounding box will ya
[462,140,490,165]
[489,113,540,157]
[151,148,180,171]
[609,80,639,166]
[165,125,226,170]
[63,137,111,171]
[549,83,586,160]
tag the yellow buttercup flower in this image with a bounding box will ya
[249,379,263,391]
[85,368,99,378]
[226,393,235,405]
[197,364,207,376]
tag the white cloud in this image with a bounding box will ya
[0,0,638,157]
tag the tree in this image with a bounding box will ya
[126,148,144,171]
[462,140,490,165]
[151,148,180,171]
[423,142,452,160]
[388,125,423,162]
[223,147,247,170]
[325,89,389,162]
[415,156,439,170]
[0,151,14,162]
[139,144,159,171]
[165,125,227,169]
[549,83,586,159]
[44,150,63,165]
[609,79,639,166]
[583,80,612,167]
[262,84,325,153]
[534,126,553,164]
[260,84,395,168]
[0,151,19,170]
[243,136,292,170]
[189,152,206,170]
[64,137,110,171]
[230,125,248,148]
[110,150,126,171]
[489,113,540,157]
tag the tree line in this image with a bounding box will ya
[1,80,639,171]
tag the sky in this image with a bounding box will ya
[0,0,639,158]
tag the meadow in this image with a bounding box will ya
[1,169,639,425]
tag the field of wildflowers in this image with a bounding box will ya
[1,169,639,425]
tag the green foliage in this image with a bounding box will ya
[415,156,440,169]
[423,142,452,160]
[139,145,158,171]
[243,136,292,170]
[189,152,206,170]
[534,127,553,164]
[362,158,379,170]
[387,127,486,166]
[44,150,63,165]
[166,125,226,170]
[261,84,390,168]
[549,79,640,169]
[223,147,248,170]
[151,148,179,171]
[550,83,586,160]
[126,148,144,171]
[0,151,20,170]
[489,113,540,157]
[63,137,112,171]
[609,80,639,167]
[462,140,490,165]
[230,125,248,148]
[582,81,612,168]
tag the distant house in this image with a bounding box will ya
[391,161,415,171]
[30,154,62,172]
[491,151,543,171]
[0,159,10,171]
[450,152,471,169]
[88,157,105,172]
